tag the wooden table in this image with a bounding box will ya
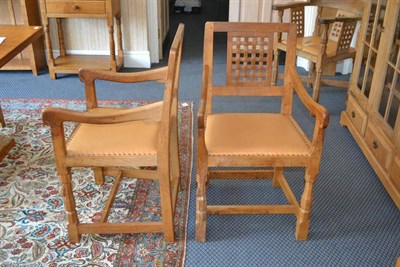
[0,25,44,161]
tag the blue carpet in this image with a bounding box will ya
[1,1,399,265]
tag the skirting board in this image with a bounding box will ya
[50,50,151,68]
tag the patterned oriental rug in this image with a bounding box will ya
[0,99,193,267]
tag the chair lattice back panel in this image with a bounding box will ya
[291,6,305,37]
[336,21,357,54]
[227,32,275,86]
[329,10,357,54]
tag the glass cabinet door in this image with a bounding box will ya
[355,0,387,100]
[377,11,400,132]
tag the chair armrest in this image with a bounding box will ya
[42,101,163,126]
[272,2,307,11]
[288,66,329,129]
[79,67,168,84]
[318,16,362,25]
[79,67,168,110]
[198,65,210,130]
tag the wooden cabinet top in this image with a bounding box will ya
[40,0,120,18]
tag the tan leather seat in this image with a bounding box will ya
[67,108,159,163]
[281,37,355,58]
[205,113,311,157]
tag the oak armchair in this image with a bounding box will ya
[196,22,329,242]
[272,0,363,103]
[42,24,184,243]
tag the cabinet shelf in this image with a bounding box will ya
[52,55,123,74]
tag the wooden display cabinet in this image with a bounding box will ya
[0,0,46,75]
[38,0,123,79]
[341,0,400,208]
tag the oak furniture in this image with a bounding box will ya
[42,24,184,242]
[0,25,44,161]
[341,0,400,208]
[272,0,363,103]
[0,0,46,75]
[38,0,123,79]
[196,22,329,242]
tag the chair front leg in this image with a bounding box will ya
[312,24,328,104]
[196,129,208,242]
[307,62,315,88]
[59,168,81,243]
[313,61,323,104]
[295,167,317,240]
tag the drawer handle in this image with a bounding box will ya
[372,140,378,149]
[72,5,79,10]
[351,111,356,118]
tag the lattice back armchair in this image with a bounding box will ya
[196,22,329,242]
[272,0,363,103]
[42,24,184,243]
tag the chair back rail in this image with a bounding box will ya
[203,22,296,115]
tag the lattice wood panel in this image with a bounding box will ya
[291,6,305,37]
[329,10,357,54]
[337,22,357,54]
[226,32,274,86]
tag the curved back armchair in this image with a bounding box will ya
[42,24,184,243]
[272,0,363,103]
[196,22,329,242]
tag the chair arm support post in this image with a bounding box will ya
[198,65,210,130]
[309,125,325,174]
[42,101,163,126]
[84,79,97,110]
[42,119,68,171]
[78,67,168,110]
[288,66,329,129]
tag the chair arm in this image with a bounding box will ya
[198,65,210,130]
[318,16,362,25]
[288,66,329,129]
[272,2,307,11]
[79,67,168,84]
[42,101,163,126]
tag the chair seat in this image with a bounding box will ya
[205,113,311,157]
[67,108,159,161]
[281,37,355,58]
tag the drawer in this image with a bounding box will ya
[390,156,400,190]
[345,96,367,135]
[364,124,393,169]
[46,1,106,15]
